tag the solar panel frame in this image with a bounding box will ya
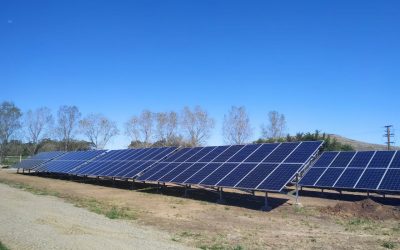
[138,141,323,193]
[300,150,400,193]
[14,151,66,170]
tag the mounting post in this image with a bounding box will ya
[262,192,271,211]
[131,179,135,190]
[367,191,370,197]
[17,168,19,173]
[184,185,188,197]
[217,187,225,203]
[22,169,25,174]
[295,173,300,206]
[28,169,30,173]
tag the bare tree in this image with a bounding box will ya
[262,111,287,140]
[125,115,141,144]
[24,107,53,155]
[79,113,119,149]
[125,110,154,147]
[181,106,215,146]
[0,101,22,161]
[56,105,81,151]
[222,106,253,144]
[155,111,179,145]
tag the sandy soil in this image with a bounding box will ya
[0,182,192,250]
[0,169,399,250]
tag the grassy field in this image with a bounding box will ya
[0,169,399,249]
[0,241,9,250]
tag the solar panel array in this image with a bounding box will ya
[137,141,323,192]
[70,147,177,178]
[14,151,65,170]
[299,151,400,192]
[34,150,106,173]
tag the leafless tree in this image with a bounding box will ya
[222,106,253,144]
[125,115,141,144]
[181,106,215,146]
[24,107,54,155]
[155,111,179,145]
[125,110,154,147]
[56,105,81,151]
[79,113,119,149]
[262,111,287,140]
[0,101,22,161]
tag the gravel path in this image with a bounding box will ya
[0,183,193,250]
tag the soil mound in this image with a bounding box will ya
[322,199,400,220]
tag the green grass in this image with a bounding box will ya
[381,241,396,249]
[0,241,9,250]
[0,179,137,220]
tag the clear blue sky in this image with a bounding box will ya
[1,0,399,149]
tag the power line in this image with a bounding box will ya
[384,125,395,150]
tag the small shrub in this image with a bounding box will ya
[381,241,396,249]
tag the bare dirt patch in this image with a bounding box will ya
[1,169,400,250]
[322,198,400,220]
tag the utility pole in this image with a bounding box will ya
[384,125,394,150]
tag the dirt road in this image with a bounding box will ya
[0,183,192,250]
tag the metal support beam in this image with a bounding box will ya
[295,173,300,206]
[217,188,225,204]
[262,192,271,211]
[184,185,188,197]
[17,168,19,173]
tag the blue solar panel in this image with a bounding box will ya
[68,147,177,178]
[256,164,303,191]
[284,141,322,163]
[368,151,395,168]
[200,163,238,186]
[228,144,261,162]
[298,168,326,186]
[158,163,193,182]
[263,143,299,163]
[355,169,386,190]
[300,150,400,193]
[244,143,279,162]
[137,142,322,192]
[14,151,65,170]
[198,146,229,162]
[185,147,216,162]
[217,163,257,187]
[311,152,338,168]
[183,163,222,184]
[235,164,278,189]
[334,168,364,188]
[347,151,374,168]
[170,163,207,183]
[36,150,106,173]
[378,169,400,191]
[315,168,344,187]
[212,145,244,162]
[389,152,400,168]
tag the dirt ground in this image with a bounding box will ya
[0,182,192,250]
[1,168,400,250]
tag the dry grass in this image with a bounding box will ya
[1,169,400,250]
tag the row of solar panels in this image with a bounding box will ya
[14,141,323,192]
[299,151,400,192]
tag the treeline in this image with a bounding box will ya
[0,100,354,161]
[255,130,354,151]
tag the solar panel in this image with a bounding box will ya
[14,151,66,170]
[70,147,177,179]
[299,150,400,192]
[34,150,106,173]
[137,141,323,192]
